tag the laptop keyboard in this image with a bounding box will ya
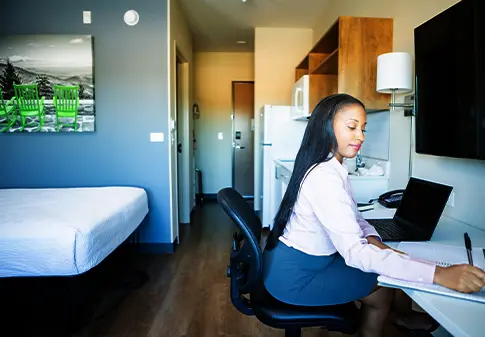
[367,219,406,239]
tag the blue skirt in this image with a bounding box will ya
[263,241,377,306]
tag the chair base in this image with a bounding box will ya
[285,327,301,337]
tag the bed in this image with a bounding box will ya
[0,186,149,278]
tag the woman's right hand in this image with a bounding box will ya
[433,265,485,293]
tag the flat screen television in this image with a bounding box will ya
[414,0,485,160]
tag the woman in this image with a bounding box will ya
[263,94,485,337]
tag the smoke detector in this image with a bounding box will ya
[124,10,139,26]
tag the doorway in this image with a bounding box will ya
[232,81,255,198]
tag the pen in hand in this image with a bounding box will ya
[464,232,473,266]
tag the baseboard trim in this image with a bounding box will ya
[136,241,177,254]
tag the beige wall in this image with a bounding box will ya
[169,0,193,239]
[313,0,485,230]
[253,28,313,211]
[254,28,313,111]
[194,52,254,194]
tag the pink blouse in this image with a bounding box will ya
[279,157,437,284]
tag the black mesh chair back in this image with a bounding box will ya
[217,187,360,337]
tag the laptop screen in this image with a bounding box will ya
[395,177,453,232]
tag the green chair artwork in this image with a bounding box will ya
[13,83,45,132]
[0,88,17,132]
[53,84,79,131]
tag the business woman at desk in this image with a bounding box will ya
[263,94,485,337]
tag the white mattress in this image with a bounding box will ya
[0,186,148,278]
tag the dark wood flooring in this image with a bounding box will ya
[74,201,409,337]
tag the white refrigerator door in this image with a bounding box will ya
[264,106,306,159]
[261,106,307,228]
[262,145,275,228]
[256,106,266,215]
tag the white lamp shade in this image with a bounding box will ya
[376,52,413,93]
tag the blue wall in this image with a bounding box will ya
[0,0,172,245]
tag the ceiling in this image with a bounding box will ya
[177,0,332,52]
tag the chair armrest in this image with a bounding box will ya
[6,96,15,106]
[40,96,45,105]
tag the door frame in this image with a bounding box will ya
[231,81,255,199]
[175,47,191,226]
[169,40,192,247]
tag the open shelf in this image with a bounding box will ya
[310,49,338,75]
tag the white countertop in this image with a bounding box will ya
[274,159,389,180]
[274,159,295,172]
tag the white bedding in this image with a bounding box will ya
[0,186,148,277]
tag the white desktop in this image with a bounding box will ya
[363,204,485,337]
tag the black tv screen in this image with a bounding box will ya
[414,0,485,160]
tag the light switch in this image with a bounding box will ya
[150,132,164,142]
[218,132,223,140]
[83,11,91,24]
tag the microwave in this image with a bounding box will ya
[292,75,310,116]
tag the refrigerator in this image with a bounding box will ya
[254,105,307,229]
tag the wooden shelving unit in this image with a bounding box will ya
[295,16,393,113]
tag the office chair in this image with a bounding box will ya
[217,187,360,337]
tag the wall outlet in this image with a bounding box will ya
[447,191,455,207]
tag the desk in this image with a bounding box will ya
[363,205,485,337]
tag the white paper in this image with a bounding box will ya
[362,207,396,219]
[378,242,485,304]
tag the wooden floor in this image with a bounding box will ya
[75,201,409,337]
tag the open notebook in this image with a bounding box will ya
[377,242,485,304]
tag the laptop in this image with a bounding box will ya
[367,177,453,241]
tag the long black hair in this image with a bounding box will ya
[265,93,365,250]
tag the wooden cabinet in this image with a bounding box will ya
[295,16,393,112]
